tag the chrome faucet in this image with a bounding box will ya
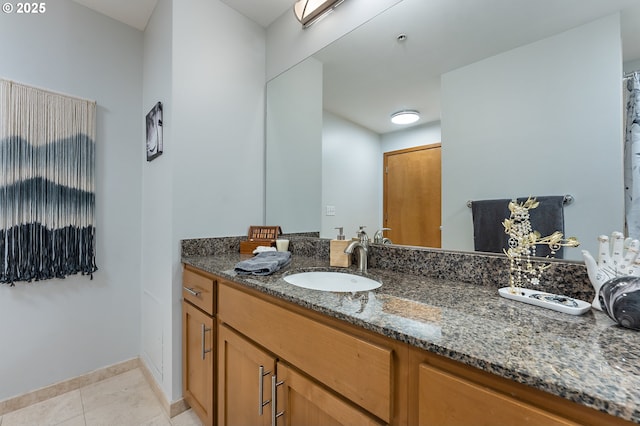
[373,228,392,244]
[345,226,369,273]
[345,240,368,273]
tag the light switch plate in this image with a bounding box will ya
[326,205,336,216]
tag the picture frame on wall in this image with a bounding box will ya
[146,102,163,161]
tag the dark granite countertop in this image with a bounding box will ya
[182,253,640,423]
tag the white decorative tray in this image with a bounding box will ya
[498,287,591,315]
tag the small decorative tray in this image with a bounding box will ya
[498,287,591,315]
[240,226,282,254]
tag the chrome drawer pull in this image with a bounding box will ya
[200,324,212,360]
[258,365,272,415]
[271,375,284,426]
[183,286,201,297]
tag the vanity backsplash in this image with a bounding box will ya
[181,234,594,301]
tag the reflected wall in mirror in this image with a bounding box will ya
[266,57,323,234]
[265,0,640,261]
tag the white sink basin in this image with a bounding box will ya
[283,271,381,292]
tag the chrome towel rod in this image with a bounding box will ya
[624,70,638,79]
[466,194,574,208]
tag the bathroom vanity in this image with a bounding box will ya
[181,238,639,426]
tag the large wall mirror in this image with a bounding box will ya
[266,0,640,260]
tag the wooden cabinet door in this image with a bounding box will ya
[218,282,393,423]
[218,324,276,426]
[418,363,578,426]
[276,363,385,426]
[182,301,215,426]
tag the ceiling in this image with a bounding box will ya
[312,0,640,134]
[72,0,292,30]
[219,0,292,27]
[71,0,159,31]
[74,0,640,134]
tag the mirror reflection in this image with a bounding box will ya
[266,0,640,261]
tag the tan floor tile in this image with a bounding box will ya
[80,369,148,413]
[140,413,171,426]
[82,370,164,426]
[170,409,202,426]
[55,415,86,426]
[3,365,184,426]
[2,390,83,426]
[83,396,163,426]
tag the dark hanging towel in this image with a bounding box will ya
[471,199,512,254]
[471,195,566,259]
[517,195,566,258]
[0,79,97,285]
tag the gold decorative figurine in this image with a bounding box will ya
[502,197,580,293]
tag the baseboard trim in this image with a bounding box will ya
[0,358,139,416]
[138,358,189,418]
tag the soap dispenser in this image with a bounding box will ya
[330,227,351,267]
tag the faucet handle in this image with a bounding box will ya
[374,228,391,243]
[357,226,369,246]
[357,225,368,238]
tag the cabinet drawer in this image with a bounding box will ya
[418,363,578,426]
[182,267,216,315]
[218,283,392,423]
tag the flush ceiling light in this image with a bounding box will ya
[391,110,420,125]
[294,0,346,28]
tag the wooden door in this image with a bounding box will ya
[218,324,276,426]
[276,363,384,426]
[182,301,215,426]
[383,144,441,247]
[418,363,578,426]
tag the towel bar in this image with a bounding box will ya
[466,194,574,208]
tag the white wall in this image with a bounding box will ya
[322,111,381,239]
[266,0,402,80]
[441,15,624,260]
[626,58,640,73]
[266,57,323,233]
[169,0,266,401]
[141,0,173,396]
[381,121,442,153]
[0,1,143,400]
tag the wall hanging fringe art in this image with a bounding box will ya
[0,79,97,285]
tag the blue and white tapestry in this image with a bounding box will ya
[0,79,97,285]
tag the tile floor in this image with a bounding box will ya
[0,368,203,426]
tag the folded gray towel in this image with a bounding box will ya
[234,251,292,276]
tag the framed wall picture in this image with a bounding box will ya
[146,102,163,161]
